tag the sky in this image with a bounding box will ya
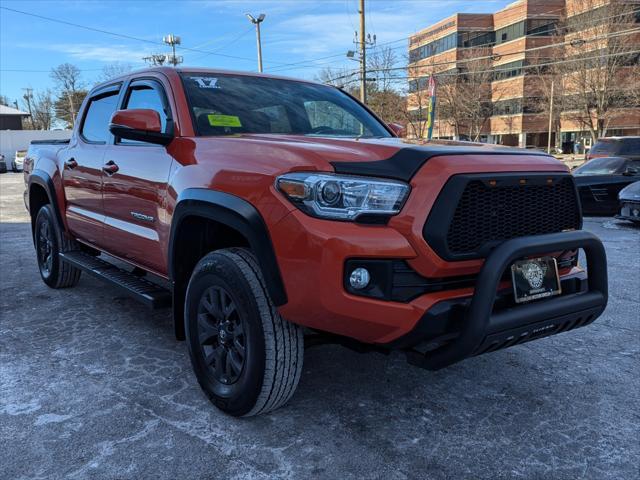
[0,0,512,107]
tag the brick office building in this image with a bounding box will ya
[407,0,640,151]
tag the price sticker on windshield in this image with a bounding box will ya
[207,114,242,128]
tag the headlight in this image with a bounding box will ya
[276,172,410,221]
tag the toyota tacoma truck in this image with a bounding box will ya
[24,67,608,417]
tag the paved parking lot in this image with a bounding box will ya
[1,171,638,479]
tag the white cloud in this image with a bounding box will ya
[16,42,152,63]
[47,43,151,62]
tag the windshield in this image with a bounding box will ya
[180,73,391,138]
[590,140,617,155]
[619,138,640,155]
[574,157,627,175]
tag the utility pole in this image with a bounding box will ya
[246,13,266,72]
[349,1,374,104]
[163,34,183,66]
[22,88,35,129]
[547,79,554,154]
[359,0,366,104]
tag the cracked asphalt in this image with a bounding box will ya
[1,172,638,479]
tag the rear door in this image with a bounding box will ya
[62,84,121,246]
[100,77,176,275]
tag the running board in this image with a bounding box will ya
[59,251,171,309]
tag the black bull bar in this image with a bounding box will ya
[412,230,608,371]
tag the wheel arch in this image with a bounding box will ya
[28,169,65,241]
[169,188,288,339]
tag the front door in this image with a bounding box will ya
[62,84,121,246]
[100,78,175,275]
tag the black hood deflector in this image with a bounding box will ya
[330,146,552,182]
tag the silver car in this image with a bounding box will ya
[617,181,640,224]
[12,150,26,172]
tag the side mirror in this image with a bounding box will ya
[387,122,406,138]
[109,109,173,145]
[623,167,638,176]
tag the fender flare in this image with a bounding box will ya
[28,169,66,234]
[168,188,288,306]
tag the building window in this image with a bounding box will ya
[493,60,525,81]
[492,98,523,116]
[526,19,559,36]
[457,30,495,48]
[409,31,466,62]
[495,21,526,45]
[566,4,640,31]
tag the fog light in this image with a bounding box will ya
[349,267,370,290]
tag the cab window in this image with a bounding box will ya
[119,82,169,144]
[81,90,120,143]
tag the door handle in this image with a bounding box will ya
[65,158,77,169]
[102,160,119,175]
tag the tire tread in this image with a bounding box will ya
[223,248,303,416]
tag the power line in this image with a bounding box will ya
[326,42,640,86]
[0,6,293,67]
[267,2,570,73]
[386,49,640,82]
[324,25,640,83]
[1,68,106,73]
[267,5,639,74]
[186,26,255,62]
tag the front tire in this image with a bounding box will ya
[185,248,303,417]
[34,204,81,288]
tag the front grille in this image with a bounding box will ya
[423,173,582,260]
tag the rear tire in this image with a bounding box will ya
[34,205,81,288]
[184,248,304,417]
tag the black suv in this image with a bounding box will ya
[587,137,640,161]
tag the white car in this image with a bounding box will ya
[12,150,26,172]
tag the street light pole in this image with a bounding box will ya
[246,13,266,73]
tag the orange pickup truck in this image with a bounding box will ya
[24,67,607,416]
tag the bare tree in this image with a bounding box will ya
[404,62,431,139]
[316,66,359,90]
[437,56,496,141]
[365,47,406,124]
[530,48,567,151]
[0,95,11,106]
[316,50,407,125]
[367,47,400,93]
[99,62,133,83]
[437,75,466,140]
[50,63,83,127]
[562,0,639,141]
[30,90,55,130]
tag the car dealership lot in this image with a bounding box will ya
[1,172,638,480]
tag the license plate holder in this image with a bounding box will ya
[511,256,561,304]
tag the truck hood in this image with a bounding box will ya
[188,134,565,182]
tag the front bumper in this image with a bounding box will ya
[616,201,640,222]
[395,230,608,370]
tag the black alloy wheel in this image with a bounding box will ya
[37,218,54,278]
[34,204,81,288]
[197,286,247,385]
